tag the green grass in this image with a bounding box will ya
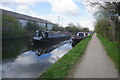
[97,34,119,70]
[39,35,92,78]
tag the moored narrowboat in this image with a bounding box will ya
[32,30,71,44]
[71,32,86,47]
[72,32,86,43]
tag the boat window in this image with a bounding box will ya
[41,32,46,38]
[34,32,39,37]
[77,33,84,37]
[38,32,43,37]
[34,31,42,37]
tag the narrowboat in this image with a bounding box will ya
[32,30,71,44]
[71,32,86,47]
[72,32,86,43]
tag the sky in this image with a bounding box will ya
[0,0,100,30]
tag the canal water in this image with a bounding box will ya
[1,38,72,78]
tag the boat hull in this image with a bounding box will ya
[32,36,71,45]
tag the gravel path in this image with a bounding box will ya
[68,33,118,78]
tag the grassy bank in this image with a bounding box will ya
[39,35,92,78]
[97,34,119,71]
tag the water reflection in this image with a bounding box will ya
[2,38,31,60]
[32,40,71,56]
[2,40,72,78]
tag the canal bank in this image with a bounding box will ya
[68,33,118,78]
[39,35,92,78]
[97,34,119,76]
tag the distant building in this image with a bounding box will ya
[2,9,54,30]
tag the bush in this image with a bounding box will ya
[2,13,23,39]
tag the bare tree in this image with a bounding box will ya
[89,0,120,41]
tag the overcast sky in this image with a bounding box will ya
[0,0,102,30]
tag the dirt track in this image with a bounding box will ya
[68,33,118,78]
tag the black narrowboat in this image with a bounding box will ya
[72,32,86,43]
[32,30,71,44]
[71,32,86,47]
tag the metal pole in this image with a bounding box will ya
[62,18,63,27]
[58,16,60,26]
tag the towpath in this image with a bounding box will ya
[68,33,118,78]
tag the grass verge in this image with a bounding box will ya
[39,35,92,78]
[97,34,119,71]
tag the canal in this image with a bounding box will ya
[2,38,72,78]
